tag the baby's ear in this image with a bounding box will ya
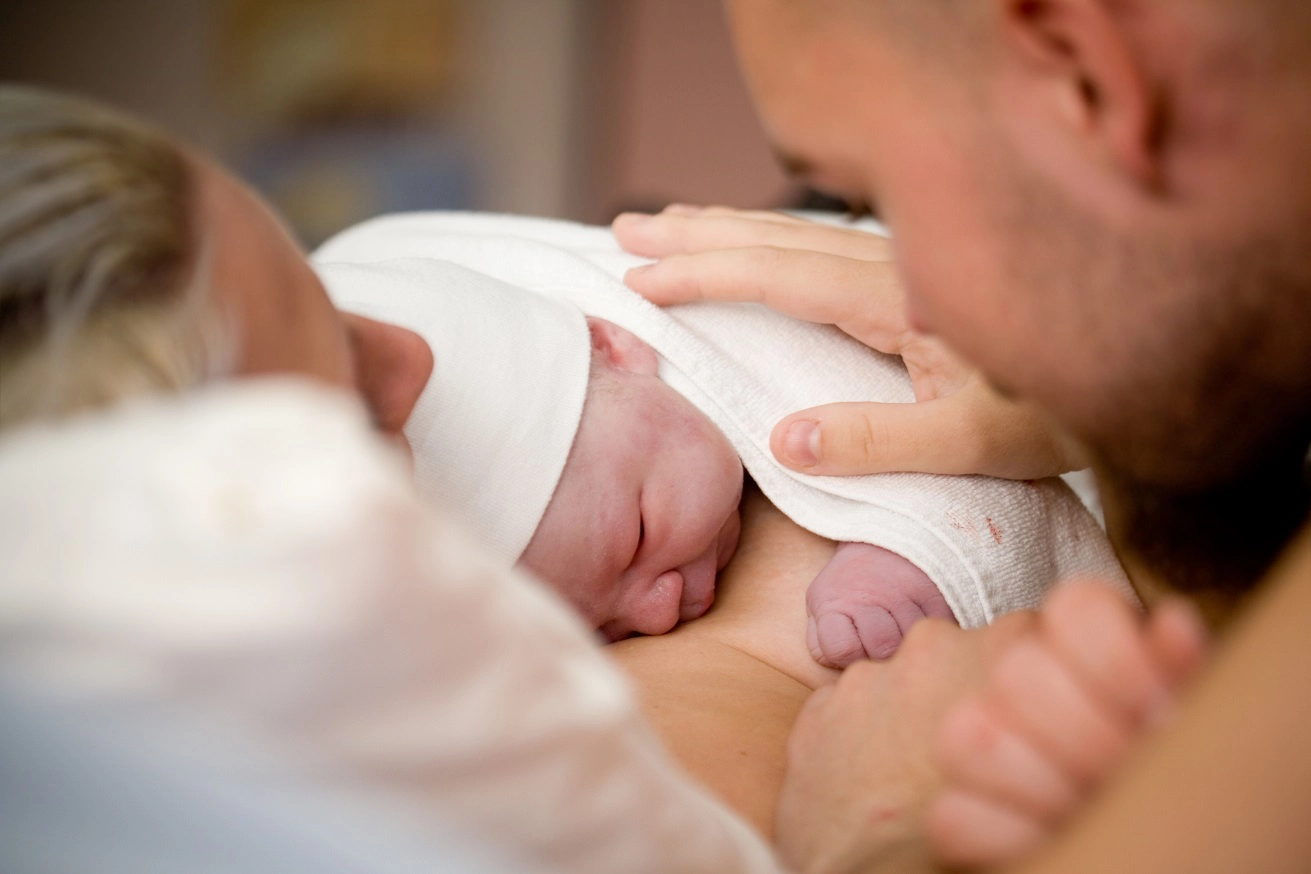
[587,317,659,376]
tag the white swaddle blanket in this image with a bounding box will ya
[315,213,1131,627]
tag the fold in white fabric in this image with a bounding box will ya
[315,213,1133,625]
[0,381,781,874]
[318,259,590,563]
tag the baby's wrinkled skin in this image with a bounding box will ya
[520,317,956,660]
[520,318,744,643]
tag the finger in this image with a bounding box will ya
[613,211,893,261]
[815,610,868,668]
[1150,600,1209,684]
[661,204,814,225]
[670,205,881,234]
[624,246,907,336]
[771,398,988,477]
[984,610,1043,652]
[772,384,1081,480]
[988,638,1132,786]
[1144,597,1210,723]
[1041,581,1173,726]
[621,241,901,315]
[952,380,1086,478]
[928,788,1048,868]
[936,695,1082,822]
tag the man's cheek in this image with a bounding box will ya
[889,242,948,337]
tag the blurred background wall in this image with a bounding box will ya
[0,0,800,246]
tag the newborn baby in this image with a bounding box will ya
[314,212,1129,666]
[522,314,952,651]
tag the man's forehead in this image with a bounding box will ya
[727,9,911,200]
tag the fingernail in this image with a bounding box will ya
[784,420,821,467]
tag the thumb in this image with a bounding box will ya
[770,399,990,477]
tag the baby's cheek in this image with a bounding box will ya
[520,511,609,627]
[717,508,742,571]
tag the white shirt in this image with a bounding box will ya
[0,380,781,874]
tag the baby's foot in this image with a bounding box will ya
[927,581,1208,867]
[806,541,956,667]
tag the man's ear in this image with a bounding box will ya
[587,316,659,376]
[996,0,1161,191]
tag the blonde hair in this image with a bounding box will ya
[0,85,228,428]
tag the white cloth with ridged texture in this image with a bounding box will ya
[316,258,590,563]
[314,213,1133,625]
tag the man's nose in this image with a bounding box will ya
[346,314,433,437]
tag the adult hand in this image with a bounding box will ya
[613,206,1085,480]
[773,613,1038,874]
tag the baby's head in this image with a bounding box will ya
[317,257,742,639]
[520,318,744,641]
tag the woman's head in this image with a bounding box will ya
[0,86,431,443]
[0,86,210,424]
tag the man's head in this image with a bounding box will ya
[725,0,1311,591]
[520,317,744,642]
[0,86,432,448]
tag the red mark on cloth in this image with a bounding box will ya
[986,517,1004,544]
[946,511,973,535]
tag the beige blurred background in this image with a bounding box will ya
[0,0,806,246]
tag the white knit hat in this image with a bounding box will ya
[316,257,591,563]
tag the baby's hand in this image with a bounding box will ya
[806,542,956,667]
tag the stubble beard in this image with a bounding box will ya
[998,165,1311,605]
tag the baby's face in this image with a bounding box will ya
[520,318,744,641]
